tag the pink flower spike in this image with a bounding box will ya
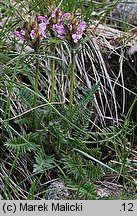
[77,21,86,31]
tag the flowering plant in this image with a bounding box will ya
[13,14,50,128]
[13,5,87,112]
[14,7,86,47]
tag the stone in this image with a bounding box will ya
[109,0,137,26]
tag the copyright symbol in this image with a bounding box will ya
[3,203,16,213]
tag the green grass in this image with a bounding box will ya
[0,0,137,200]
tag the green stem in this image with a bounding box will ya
[33,49,39,129]
[69,50,75,111]
[50,43,55,102]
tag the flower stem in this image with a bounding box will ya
[69,50,75,111]
[33,49,39,130]
[50,43,55,102]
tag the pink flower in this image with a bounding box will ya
[57,18,62,24]
[13,29,25,41]
[53,23,66,38]
[38,15,49,26]
[58,9,63,17]
[14,31,21,37]
[39,23,46,39]
[72,33,82,43]
[38,15,47,22]
[30,22,46,40]
[63,13,71,19]
[39,33,46,40]
[77,21,86,31]
[39,22,47,32]
[20,29,25,35]
[56,12,70,24]
[30,29,35,39]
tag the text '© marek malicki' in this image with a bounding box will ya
[19,202,83,212]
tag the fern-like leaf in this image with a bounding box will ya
[33,151,55,174]
[5,134,39,153]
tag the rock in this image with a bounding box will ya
[109,0,137,26]
[46,180,71,200]
[95,180,123,198]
